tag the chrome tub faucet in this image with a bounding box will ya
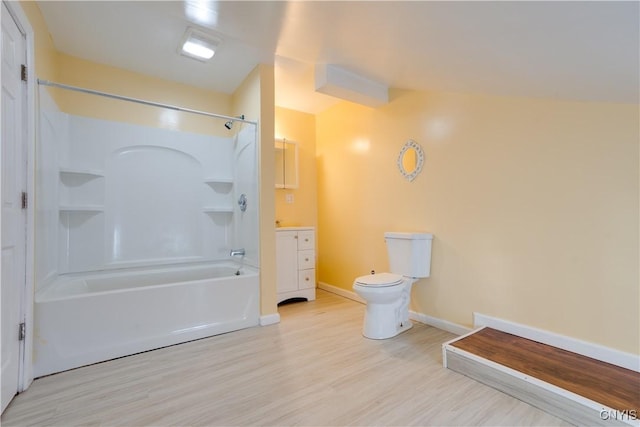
[230,248,245,257]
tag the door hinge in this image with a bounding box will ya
[21,191,27,209]
[21,64,27,82]
[18,323,25,341]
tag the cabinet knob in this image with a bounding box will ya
[305,258,309,262]
[305,277,309,281]
[304,238,309,242]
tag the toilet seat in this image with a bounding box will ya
[354,273,404,287]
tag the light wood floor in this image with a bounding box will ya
[2,290,570,426]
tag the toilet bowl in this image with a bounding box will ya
[352,232,433,340]
[353,273,415,339]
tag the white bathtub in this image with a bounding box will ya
[34,261,259,377]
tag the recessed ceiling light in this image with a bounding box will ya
[179,27,220,62]
[182,40,214,59]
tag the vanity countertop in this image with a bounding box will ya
[276,226,315,231]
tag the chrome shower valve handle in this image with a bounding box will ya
[238,194,248,212]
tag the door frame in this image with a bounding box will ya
[2,0,36,392]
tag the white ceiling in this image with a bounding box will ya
[37,1,639,114]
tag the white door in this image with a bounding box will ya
[1,2,27,413]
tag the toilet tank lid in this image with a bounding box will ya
[384,232,433,240]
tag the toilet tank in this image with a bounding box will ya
[384,232,433,278]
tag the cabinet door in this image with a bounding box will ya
[276,231,298,293]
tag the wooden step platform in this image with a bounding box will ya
[443,327,640,427]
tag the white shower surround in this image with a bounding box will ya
[41,112,259,273]
[35,88,260,376]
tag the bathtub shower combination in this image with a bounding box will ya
[34,81,260,377]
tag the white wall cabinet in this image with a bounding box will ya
[276,227,316,304]
[275,138,298,189]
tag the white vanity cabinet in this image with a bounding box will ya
[276,227,316,304]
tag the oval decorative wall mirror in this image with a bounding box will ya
[397,139,424,182]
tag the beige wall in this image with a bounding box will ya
[232,64,277,317]
[274,107,317,228]
[52,53,231,135]
[20,1,231,134]
[316,89,639,355]
[18,0,57,81]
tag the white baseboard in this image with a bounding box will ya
[318,282,365,304]
[259,313,280,326]
[410,311,472,336]
[319,281,470,336]
[474,313,640,372]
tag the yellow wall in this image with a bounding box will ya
[52,53,231,135]
[275,107,317,228]
[232,64,277,317]
[18,0,57,81]
[20,1,231,135]
[316,89,639,355]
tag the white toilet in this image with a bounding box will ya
[353,232,433,339]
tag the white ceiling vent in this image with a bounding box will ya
[314,64,388,108]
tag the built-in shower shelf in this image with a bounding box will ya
[203,207,234,213]
[59,205,104,212]
[59,167,104,178]
[204,178,233,185]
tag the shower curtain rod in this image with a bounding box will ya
[37,79,257,125]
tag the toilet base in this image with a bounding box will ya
[363,319,413,340]
[397,319,413,335]
[362,303,414,340]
